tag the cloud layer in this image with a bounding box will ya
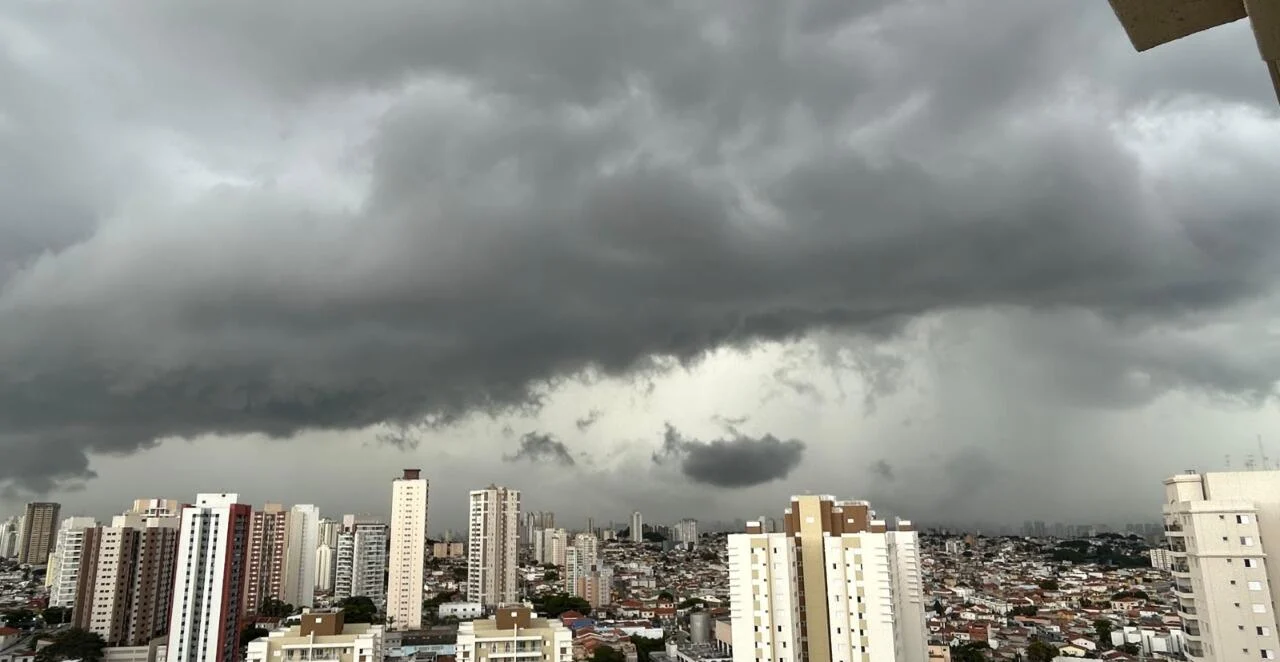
[653,424,806,488]
[1,0,1279,494]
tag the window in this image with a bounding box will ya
[1239,515,1252,524]
[1255,604,1268,614]
[1251,581,1264,591]
[1244,537,1256,546]
[1247,559,1259,568]
[1263,651,1276,660]
[1259,626,1271,636]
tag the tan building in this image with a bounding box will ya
[1108,0,1280,103]
[1164,470,1280,661]
[73,514,182,646]
[467,486,520,608]
[456,606,572,662]
[18,502,61,565]
[246,609,384,662]
[387,469,429,629]
[432,541,466,559]
[245,504,290,614]
[728,495,927,662]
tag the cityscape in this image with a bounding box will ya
[2,468,1277,662]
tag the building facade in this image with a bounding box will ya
[630,512,644,543]
[675,519,699,546]
[1164,470,1280,661]
[18,502,61,565]
[456,606,573,662]
[283,504,320,608]
[334,520,387,603]
[244,504,289,615]
[49,516,99,607]
[316,544,336,594]
[467,486,520,608]
[165,493,252,662]
[245,609,383,662]
[387,469,429,629]
[728,495,927,662]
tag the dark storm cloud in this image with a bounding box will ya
[505,432,577,467]
[653,424,806,488]
[871,460,895,481]
[1,0,1279,492]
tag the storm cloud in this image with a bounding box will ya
[504,432,577,467]
[1,0,1279,494]
[653,424,806,488]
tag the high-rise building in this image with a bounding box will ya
[534,529,568,567]
[71,498,183,646]
[315,544,336,594]
[18,502,61,565]
[1163,470,1280,661]
[245,504,289,614]
[334,519,388,602]
[630,511,643,543]
[564,533,598,598]
[675,519,699,546]
[49,516,99,607]
[166,493,252,662]
[456,606,573,662]
[246,609,384,662]
[387,469,429,629]
[283,504,320,608]
[467,486,520,608]
[318,518,341,549]
[728,495,927,662]
[0,516,20,558]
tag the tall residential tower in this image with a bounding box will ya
[166,493,252,662]
[728,495,927,662]
[467,486,520,608]
[387,470,429,629]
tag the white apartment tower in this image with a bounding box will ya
[49,516,99,607]
[676,518,699,546]
[1164,470,1280,661]
[728,495,927,662]
[387,469,429,629]
[630,511,644,543]
[468,485,521,607]
[316,544,336,593]
[284,504,320,608]
[166,493,252,662]
[334,519,388,602]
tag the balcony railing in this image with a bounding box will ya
[1165,521,1184,532]
[1180,601,1197,615]
[1175,580,1194,594]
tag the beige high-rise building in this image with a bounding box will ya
[49,516,100,607]
[1164,470,1280,661]
[72,500,183,647]
[456,606,572,662]
[564,533,599,600]
[245,504,289,614]
[283,504,320,609]
[387,469,429,629]
[467,486,520,608]
[728,495,927,662]
[630,511,644,543]
[18,502,61,565]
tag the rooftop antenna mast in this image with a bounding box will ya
[1245,453,1257,471]
[1259,435,1271,471]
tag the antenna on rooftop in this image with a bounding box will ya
[1245,454,1257,471]
[1259,435,1270,471]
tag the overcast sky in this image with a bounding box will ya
[3,0,1279,532]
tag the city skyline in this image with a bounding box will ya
[3,0,1280,530]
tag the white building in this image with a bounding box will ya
[675,519,699,546]
[630,511,644,543]
[456,606,572,662]
[284,504,320,608]
[1150,547,1173,571]
[1164,470,1280,661]
[246,609,383,662]
[564,533,599,599]
[439,602,485,620]
[535,528,568,567]
[0,516,20,558]
[387,469,429,629]
[166,493,253,662]
[467,486,520,608]
[728,495,927,662]
[335,520,388,602]
[316,544,336,593]
[49,516,99,607]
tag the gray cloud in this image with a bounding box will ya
[575,409,603,432]
[653,424,806,488]
[505,432,577,467]
[871,460,895,481]
[1,0,1279,493]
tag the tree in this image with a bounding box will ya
[1093,619,1113,649]
[1118,642,1141,655]
[1025,639,1057,662]
[1037,579,1058,591]
[532,593,592,617]
[931,599,946,617]
[240,625,270,648]
[338,596,380,624]
[543,569,560,582]
[630,636,664,662]
[678,598,705,610]
[657,591,674,602]
[951,642,989,662]
[642,531,666,543]
[591,646,626,662]
[41,606,71,626]
[258,598,294,618]
[34,628,106,662]
[2,608,36,627]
